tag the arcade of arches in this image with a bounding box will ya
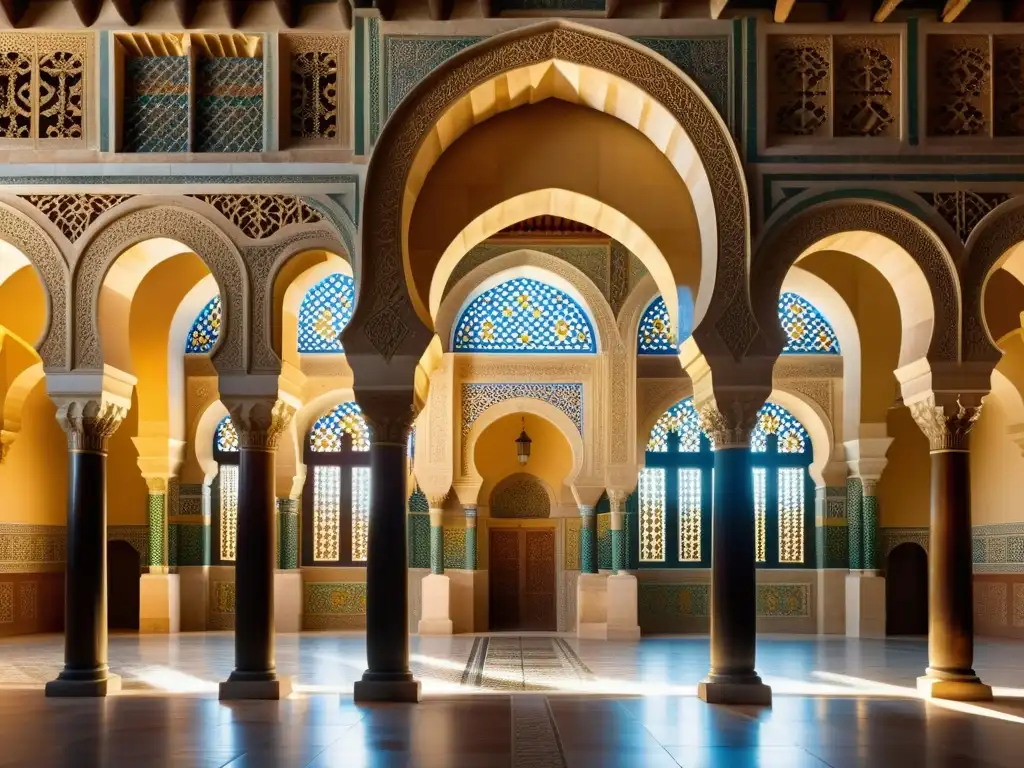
[0,11,1023,712]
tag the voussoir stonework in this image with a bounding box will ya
[74,206,247,373]
[756,200,959,362]
[360,21,750,362]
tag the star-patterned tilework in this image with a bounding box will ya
[298,273,356,354]
[637,296,677,354]
[215,416,238,453]
[452,277,596,353]
[185,296,221,354]
[648,398,703,453]
[751,401,808,454]
[779,292,840,354]
[309,401,370,452]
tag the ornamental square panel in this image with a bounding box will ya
[767,35,831,141]
[195,57,263,153]
[304,582,367,615]
[833,35,899,139]
[123,56,189,153]
[756,583,810,617]
[286,34,347,146]
[927,34,991,138]
[994,36,1024,136]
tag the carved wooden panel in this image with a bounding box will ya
[284,34,348,148]
[522,529,556,631]
[834,35,899,139]
[489,528,521,631]
[767,35,831,141]
[927,34,991,137]
[994,36,1024,137]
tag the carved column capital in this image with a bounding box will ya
[909,395,982,452]
[607,489,629,514]
[224,397,296,450]
[54,397,128,453]
[145,477,167,494]
[698,396,764,449]
[356,389,417,446]
[0,430,13,464]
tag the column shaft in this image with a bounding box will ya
[708,446,759,683]
[861,485,879,571]
[464,507,477,570]
[928,450,977,679]
[846,477,863,570]
[579,506,597,574]
[146,490,167,570]
[609,493,626,574]
[60,450,109,681]
[276,498,299,570]
[363,442,414,683]
[429,508,444,575]
[230,447,277,681]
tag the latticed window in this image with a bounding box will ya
[298,273,355,354]
[185,296,222,354]
[212,416,239,564]
[778,292,840,354]
[302,401,372,566]
[452,276,597,353]
[637,296,676,354]
[636,397,814,568]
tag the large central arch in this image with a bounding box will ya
[347,21,750,370]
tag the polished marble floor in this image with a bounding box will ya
[0,633,1021,767]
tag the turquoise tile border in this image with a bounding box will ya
[354,16,365,154]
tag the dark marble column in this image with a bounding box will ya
[911,397,991,701]
[46,398,128,697]
[219,398,295,700]
[354,404,420,702]
[697,401,771,706]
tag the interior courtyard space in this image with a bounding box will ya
[0,631,1020,768]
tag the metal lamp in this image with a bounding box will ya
[515,417,532,465]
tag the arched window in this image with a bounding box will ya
[298,273,356,354]
[452,276,597,353]
[302,401,372,565]
[185,296,221,354]
[637,296,676,354]
[211,415,239,564]
[778,292,840,354]
[638,397,814,568]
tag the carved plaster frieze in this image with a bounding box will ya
[908,395,981,452]
[22,194,133,243]
[454,356,592,381]
[190,195,323,240]
[359,22,750,362]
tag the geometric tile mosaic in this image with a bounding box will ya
[443,527,465,570]
[213,581,235,614]
[195,57,263,153]
[974,581,1008,627]
[564,518,581,571]
[17,581,36,621]
[298,273,355,354]
[304,582,367,616]
[0,583,12,623]
[972,523,1024,573]
[0,524,65,573]
[756,583,811,617]
[408,514,430,570]
[123,57,189,153]
[461,383,584,441]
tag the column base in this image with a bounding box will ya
[274,571,303,633]
[139,573,180,633]
[917,674,993,702]
[698,678,772,706]
[45,673,122,698]
[845,572,886,638]
[354,675,421,703]
[605,573,641,641]
[417,573,453,635]
[219,675,293,700]
[576,572,607,639]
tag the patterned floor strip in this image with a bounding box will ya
[460,636,595,692]
[511,695,566,768]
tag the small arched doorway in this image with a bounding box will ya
[886,542,928,636]
[107,540,141,631]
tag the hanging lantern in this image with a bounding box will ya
[515,417,532,465]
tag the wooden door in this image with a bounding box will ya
[886,542,928,636]
[489,529,521,631]
[488,528,556,631]
[108,540,140,631]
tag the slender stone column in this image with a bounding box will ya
[354,398,420,702]
[846,477,863,570]
[911,397,992,701]
[696,399,771,706]
[579,505,597,573]
[861,479,880,572]
[609,491,627,574]
[464,506,478,570]
[219,398,295,700]
[146,479,168,572]
[46,396,128,697]
[429,504,444,575]
[276,498,299,570]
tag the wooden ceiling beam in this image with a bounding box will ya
[941,0,972,21]
[338,0,352,29]
[873,0,904,21]
[374,0,395,19]
[1007,0,1024,21]
[658,0,677,17]
[274,0,301,26]
[111,0,145,25]
[71,0,102,25]
[173,0,200,25]
[479,0,493,17]
[0,0,28,27]
[710,0,730,19]
[226,0,250,27]
[427,0,454,20]
[774,0,796,22]
[605,0,622,17]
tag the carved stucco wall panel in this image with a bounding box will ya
[73,205,248,373]
[754,200,960,363]
[357,22,751,366]
[0,199,70,369]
